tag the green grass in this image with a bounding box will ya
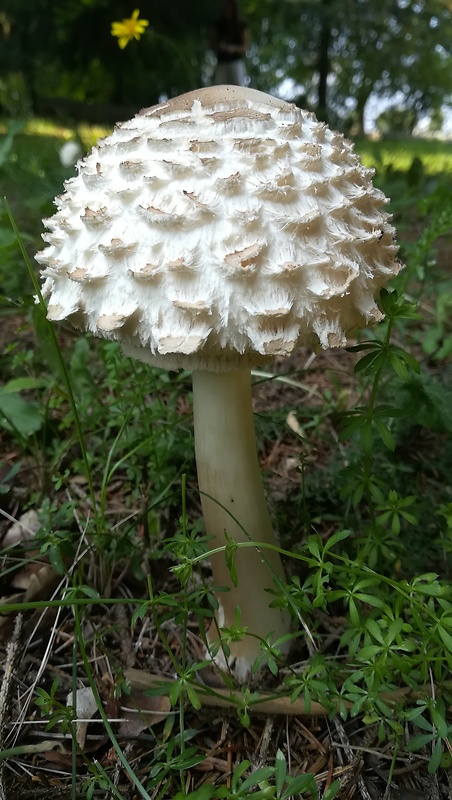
[1,117,452,798]
[355,135,452,175]
[0,116,111,148]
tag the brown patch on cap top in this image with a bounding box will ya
[139,86,291,120]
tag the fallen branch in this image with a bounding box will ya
[125,669,449,718]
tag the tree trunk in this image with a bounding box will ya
[354,88,371,136]
[316,0,333,123]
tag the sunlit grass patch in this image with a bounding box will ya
[355,136,452,175]
[2,116,451,174]
[25,118,111,150]
[0,117,112,150]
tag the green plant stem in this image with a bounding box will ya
[72,635,78,800]
[363,317,394,523]
[179,474,188,763]
[386,741,400,792]
[150,31,197,90]
[4,197,100,528]
[73,594,153,800]
[0,541,449,639]
[146,574,182,675]
[367,319,394,419]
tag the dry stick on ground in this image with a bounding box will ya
[0,613,23,800]
[332,717,374,800]
[125,669,452,717]
[252,716,274,770]
[125,669,338,716]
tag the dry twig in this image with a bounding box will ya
[0,613,23,800]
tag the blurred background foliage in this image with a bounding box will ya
[0,0,450,133]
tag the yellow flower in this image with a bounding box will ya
[111,9,149,49]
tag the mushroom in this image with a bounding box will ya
[36,86,401,680]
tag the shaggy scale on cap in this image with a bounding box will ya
[36,86,401,371]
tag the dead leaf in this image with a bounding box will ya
[42,749,82,769]
[3,510,40,547]
[286,410,305,439]
[67,686,99,748]
[24,563,60,601]
[118,688,171,736]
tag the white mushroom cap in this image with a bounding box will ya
[37,86,401,371]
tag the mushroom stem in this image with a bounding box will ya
[192,368,291,680]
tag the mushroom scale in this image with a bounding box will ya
[37,86,401,372]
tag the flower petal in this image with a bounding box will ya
[111,10,149,46]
